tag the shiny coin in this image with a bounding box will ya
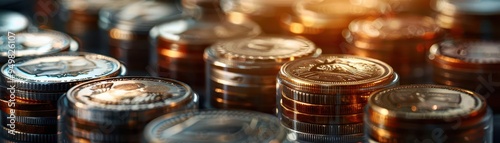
[0,52,123,92]
[0,30,71,60]
[143,110,287,143]
[278,55,396,94]
[284,126,364,143]
[280,103,364,125]
[66,76,196,124]
[280,94,364,115]
[279,113,364,135]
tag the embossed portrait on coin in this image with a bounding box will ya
[292,58,380,82]
[83,82,173,105]
[17,57,97,77]
[389,91,461,112]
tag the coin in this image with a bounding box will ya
[280,103,364,125]
[1,126,57,142]
[278,83,374,105]
[0,52,123,92]
[0,119,56,134]
[429,40,500,70]
[279,113,364,135]
[0,111,56,125]
[0,98,56,110]
[280,94,365,115]
[143,110,287,143]
[0,30,72,63]
[278,55,396,94]
[283,126,365,143]
[65,76,197,124]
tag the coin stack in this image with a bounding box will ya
[156,0,260,108]
[0,29,80,65]
[365,84,493,143]
[342,15,444,84]
[276,55,399,142]
[433,0,500,40]
[104,1,183,71]
[58,77,199,143]
[61,0,139,54]
[204,36,321,114]
[280,0,381,54]
[0,52,125,142]
[429,40,500,113]
[220,0,297,34]
[143,110,286,143]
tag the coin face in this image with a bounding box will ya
[368,84,485,119]
[282,55,393,86]
[0,30,71,57]
[3,52,120,83]
[439,41,500,64]
[67,77,192,111]
[143,110,286,143]
[348,15,440,40]
[210,36,317,63]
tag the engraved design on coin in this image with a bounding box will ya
[82,82,174,105]
[291,57,381,82]
[440,41,500,63]
[389,91,461,112]
[17,57,97,77]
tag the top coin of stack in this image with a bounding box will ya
[432,0,500,39]
[342,14,444,84]
[429,40,500,113]
[204,35,321,114]
[0,52,125,143]
[59,76,198,143]
[143,110,287,143]
[365,84,493,143]
[277,55,399,142]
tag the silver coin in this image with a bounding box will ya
[0,10,29,33]
[143,110,287,143]
[0,52,123,92]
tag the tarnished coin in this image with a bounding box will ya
[0,52,123,92]
[278,55,396,94]
[66,76,196,124]
[143,110,287,143]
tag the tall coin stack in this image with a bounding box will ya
[59,77,198,143]
[433,0,500,40]
[429,40,500,113]
[143,110,287,143]
[204,36,321,114]
[0,52,126,143]
[276,55,399,142]
[365,84,493,143]
[156,0,260,108]
[281,0,381,54]
[106,0,182,71]
[342,15,444,84]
